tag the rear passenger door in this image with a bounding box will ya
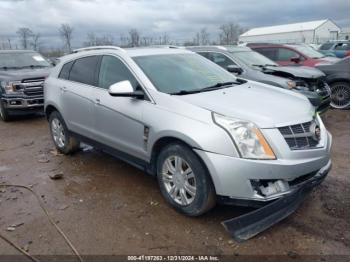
[92,55,147,160]
[60,56,99,138]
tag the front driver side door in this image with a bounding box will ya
[92,55,148,161]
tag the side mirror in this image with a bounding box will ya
[108,80,144,99]
[227,65,243,74]
[290,56,301,63]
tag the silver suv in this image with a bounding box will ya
[44,46,332,240]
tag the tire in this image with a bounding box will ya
[48,111,80,154]
[0,100,10,122]
[330,82,350,109]
[156,143,216,216]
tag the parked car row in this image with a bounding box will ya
[239,42,350,109]
[187,46,331,114]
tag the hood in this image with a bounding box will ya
[0,67,51,81]
[264,65,325,79]
[317,56,341,65]
[177,81,315,128]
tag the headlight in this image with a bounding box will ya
[287,81,297,89]
[1,81,23,94]
[213,113,276,160]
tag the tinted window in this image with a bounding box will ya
[98,56,139,90]
[276,48,300,61]
[58,61,73,80]
[69,56,99,86]
[254,48,278,61]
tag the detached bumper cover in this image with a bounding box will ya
[222,160,331,242]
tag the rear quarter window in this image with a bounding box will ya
[68,56,100,86]
[58,61,74,80]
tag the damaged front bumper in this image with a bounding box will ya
[222,160,331,242]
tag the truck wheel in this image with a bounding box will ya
[330,82,350,109]
[0,100,10,122]
[49,111,80,154]
[156,143,216,216]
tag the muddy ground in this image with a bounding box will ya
[0,110,349,260]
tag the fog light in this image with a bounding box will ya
[259,180,290,197]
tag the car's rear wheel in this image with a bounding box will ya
[0,100,10,122]
[49,111,80,154]
[330,82,350,109]
[156,143,216,216]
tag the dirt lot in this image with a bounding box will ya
[0,110,349,259]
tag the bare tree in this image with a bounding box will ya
[59,24,74,52]
[31,33,41,51]
[128,29,140,47]
[199,28,210,45]
[84,32,114,47]
[219,22,243,45]
[161,33,170,45]
[16,27,33,49]
[7,38,12,49]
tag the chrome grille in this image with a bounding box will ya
[279,121,320,150]
[21,77,45,97]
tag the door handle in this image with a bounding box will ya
[60,86,67,92]
[95,98,101,105]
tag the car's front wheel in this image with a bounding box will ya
[0,100,10,122]
[157,143,216,216]
[49,111,80,154]
[330,82,350,109]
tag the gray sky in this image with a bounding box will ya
[0,0,349,48]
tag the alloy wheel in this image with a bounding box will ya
[331,83,350,109]
[51,118,66,148]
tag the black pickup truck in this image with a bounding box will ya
[0,50,51,121]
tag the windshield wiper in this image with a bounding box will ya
[170,89,202,95]
[170,81,240,96]
[199,81,239,93]
[252,64,277,68]
[0,66,21,70]
[19,65,47,69]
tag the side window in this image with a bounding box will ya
[98,55,139,90]
[276,48,300,61]
[69,56,99,86]
[58,61,73,80]
[255,48,278,61]
[206,52,235,69]
[197,52,210,59]
[335,43,350,50]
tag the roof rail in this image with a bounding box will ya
[72,46,124,53]
[148,45,184,49]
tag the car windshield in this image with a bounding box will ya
[290,45,325,58]
[0,52,50,69]
[232,50,278,68]
[133,53,238,94]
